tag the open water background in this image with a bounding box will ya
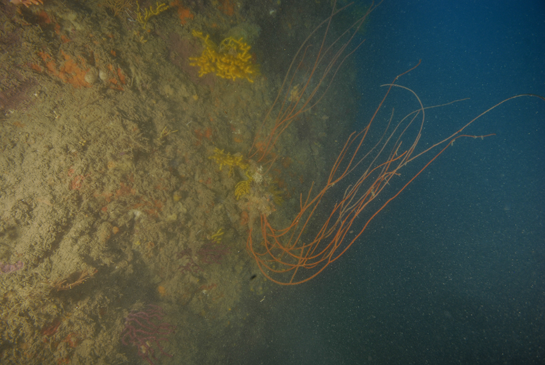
[246,1,545,364]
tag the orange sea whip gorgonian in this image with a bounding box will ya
[245,1,544,285]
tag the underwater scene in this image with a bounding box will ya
[0,0,543,364]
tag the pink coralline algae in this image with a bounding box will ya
[177,248,202,274]
[0,261,24,274]
[121,304,176,365]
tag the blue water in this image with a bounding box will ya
[249,1,545,364]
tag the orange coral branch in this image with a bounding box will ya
[10,0,43,8]
[244,1,543,285]
[51,269,97,291]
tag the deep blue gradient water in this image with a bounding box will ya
[248,1,545,364]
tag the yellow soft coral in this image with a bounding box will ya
[209,148,249,174]
[209,148,254,199]
[136,2,169,30]
[235,172,253,200]
[210,228,224,243]
[189,30,258,83]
